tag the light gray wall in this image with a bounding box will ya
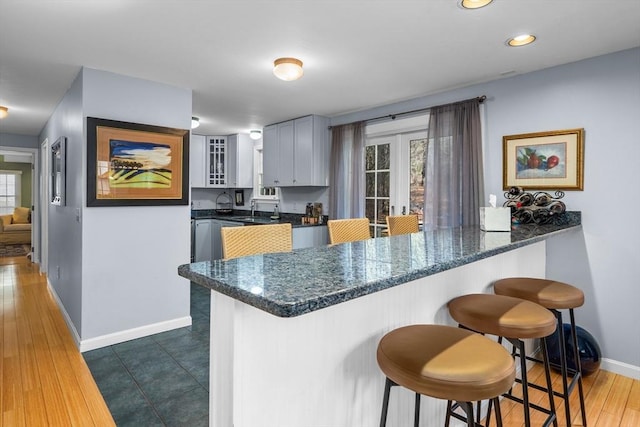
[40,67,192,343]
[331,47,640,369]
[40,71,84,332]
[0,133,39,148]
[80,68,191,340]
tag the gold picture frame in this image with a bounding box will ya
[503,128,584,190]
[87,117,189,206]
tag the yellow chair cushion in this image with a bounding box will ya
[1,215,12,228]
[12,207,30,224]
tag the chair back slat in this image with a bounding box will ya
[386,215,419,236]
[327,218,371,244]
[221,223,292,260]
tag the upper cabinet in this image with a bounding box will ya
[191,134,254,188]
[226,134,254,188]
[190,134,207,188]
[263,115,329,187]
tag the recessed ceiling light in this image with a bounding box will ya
[0,106,8,119]
[460,0,493,9]
[273,57,304,81]
[191,116,200,129]
[249,129,262,140]
[507,34,536,47]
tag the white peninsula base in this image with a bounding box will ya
[209,242,546,427]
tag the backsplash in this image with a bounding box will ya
[191,187,330,216]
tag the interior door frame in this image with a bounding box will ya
[0,144,41,264]
[39,139,48,272]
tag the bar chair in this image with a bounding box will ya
[493,277,588,426]
[385,214,419,236]
[377,324,516,427]
[327,218,371,244]
[448,293,558,427]
[220,223,292,260]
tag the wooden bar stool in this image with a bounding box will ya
[493,277,588,426]
[448,294,558,427]
[377,324,516,427]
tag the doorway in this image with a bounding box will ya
[0,145,41,266]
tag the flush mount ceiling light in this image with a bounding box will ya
[460,0,493,9]
[273,57,304,81]
[507,34,536,47]
[249,129,262,140]
[191,116,200,129]
[0,106,8,119]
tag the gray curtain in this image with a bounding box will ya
[329,122,366,219]
[424,99,484,228]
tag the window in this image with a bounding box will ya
[365,141,391,237]
[364,115,429,236]
[0,170,22,215]
[252,147,279,200]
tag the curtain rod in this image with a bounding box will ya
[329,95,486,129]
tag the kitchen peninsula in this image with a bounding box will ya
[178,213,581,427]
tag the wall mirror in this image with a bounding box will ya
[51,136,66,206]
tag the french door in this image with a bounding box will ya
[365,130,427,236]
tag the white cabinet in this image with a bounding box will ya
[206,136,228,187]
[292,226,328,249]
[226,134,254,188]
[263,121,294,186]
[263,115,329,187]
[190,134,207,188]
[190,134,254,188]
[194,219,213,261]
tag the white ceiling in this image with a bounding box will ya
[1,0,639,137]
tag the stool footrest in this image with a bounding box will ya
[501,393,557,427]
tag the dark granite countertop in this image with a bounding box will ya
[191,209,327,228]
[179,212,581,318]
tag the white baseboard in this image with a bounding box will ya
[79,316,192,352]
[46,280,192,353]
[600,358,640,379]
[47,279,82,348]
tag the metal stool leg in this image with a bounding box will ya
[444,400,453,427]
[555,310,572,426]
[516,339,532,427]
[494,397,503,427]
[569,309,588,426]
[540,336,558,427]
[459,401,475,427]
[414,393,420,427]
[380,377,393,427]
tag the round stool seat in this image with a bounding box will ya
[377,324,515,403]
[448,294,557,339]
[494,277,584,309]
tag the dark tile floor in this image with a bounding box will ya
[84,283,211,426]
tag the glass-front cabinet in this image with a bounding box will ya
[207,136,227,187]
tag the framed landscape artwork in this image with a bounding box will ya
[502,128,585,190]
[87,117,190,206]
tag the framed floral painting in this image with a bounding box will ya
[502,128,584,190]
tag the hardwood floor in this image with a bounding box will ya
[1,254,638,426]
[1,256,114,426]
